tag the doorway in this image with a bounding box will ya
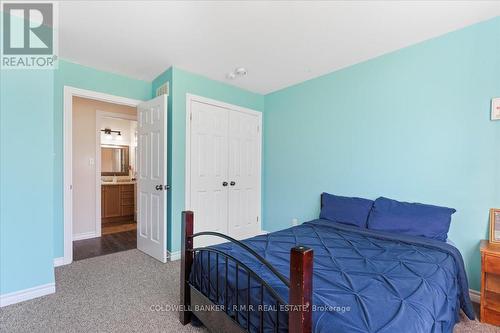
[63,87,168,265]
[72,98,138,261]
[98,113,138,238]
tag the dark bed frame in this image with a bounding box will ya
[179,211,314,333]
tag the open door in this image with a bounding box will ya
[137,95,168,262]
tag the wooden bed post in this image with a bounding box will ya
[180,210,194,325]
[289,246,313,333]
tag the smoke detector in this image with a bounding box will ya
[226,67,247,80]
[235,67,247,76]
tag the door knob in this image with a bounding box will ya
[222,181,228,187]
[230,181,236,186]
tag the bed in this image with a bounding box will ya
[179,212,475,333]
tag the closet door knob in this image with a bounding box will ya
[222,181,228,187]
[230,181,236,186]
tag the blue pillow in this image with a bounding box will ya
[367,197,456,241]
[320,193,374,228]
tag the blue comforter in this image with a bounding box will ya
[190,219,474,333]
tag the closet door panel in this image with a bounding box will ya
[190,101,229,247]
[228,111,260,239]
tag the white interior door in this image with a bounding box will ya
[137,95,167,262]
[189,101,229,247]
[228,111,261,239]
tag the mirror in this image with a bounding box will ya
[101,144,129,176]
[490,209,500,244]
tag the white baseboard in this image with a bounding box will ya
[53,257,65,267]
[73,232,97,241]
[167,250,181,261]
[0,283,55,307]
[469,289,480,303]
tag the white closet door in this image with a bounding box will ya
[189,101,229,247]
[227,110,261,239]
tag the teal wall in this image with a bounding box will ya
[152,67,265,252]
[263,17,500,291]
[53,62,263,258]
[1,69,55,294]
[2,16,498,298]
[53,60,152,257]
[1,59,151,294]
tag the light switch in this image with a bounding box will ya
[89,158,95,166]
[492,98,500,121]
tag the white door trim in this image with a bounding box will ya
[184,93,262,230]
[95,110,137,240]
[63,86,142,266]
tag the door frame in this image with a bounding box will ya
[63,86,142,266]
[95,110,137,239]
[184,93,263,232]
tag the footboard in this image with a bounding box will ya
[179,211,313,333]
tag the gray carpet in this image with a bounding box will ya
[0,250,206,333]
[0,249,498,332]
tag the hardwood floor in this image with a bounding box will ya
[73,230,136,261]
[102,220,137,235]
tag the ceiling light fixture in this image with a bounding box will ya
[101,128,121,136]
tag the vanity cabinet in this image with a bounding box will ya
[101,184,135,223]
[481,240,500,325]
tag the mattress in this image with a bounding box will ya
[190,219,474,333]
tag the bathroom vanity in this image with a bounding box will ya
[101,183,136,223]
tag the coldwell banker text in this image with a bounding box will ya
[1,2,58,69]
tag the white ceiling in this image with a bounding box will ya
[59,1,500,94]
